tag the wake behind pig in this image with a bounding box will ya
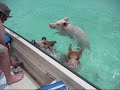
[49,17,90,50]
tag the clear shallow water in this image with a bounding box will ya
[1,0,120,89]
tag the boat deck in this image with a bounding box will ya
[0,68,40,90]
[9,69,40,89]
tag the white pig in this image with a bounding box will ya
[49,17,90,50]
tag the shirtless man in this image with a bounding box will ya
[0,2,24,85]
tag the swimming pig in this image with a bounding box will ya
[31,37,56,52]
[66,44,84,68]
[49,17,90,50]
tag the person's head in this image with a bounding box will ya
[0,2,12,23]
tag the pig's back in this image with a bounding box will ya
[67,25,90,49]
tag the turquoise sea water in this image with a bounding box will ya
[1,0,120,89]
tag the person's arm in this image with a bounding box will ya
[0,20,6,46]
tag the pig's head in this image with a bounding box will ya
[31,37,57,50]
[49,17,69,30]
[66,44,84,68]
[40,37,57,50]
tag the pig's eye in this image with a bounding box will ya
[42,42,46,45]
[56,23,59,25]
[76,57,79,60]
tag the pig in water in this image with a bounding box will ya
[66,44,84,68]
[49,17,90,50]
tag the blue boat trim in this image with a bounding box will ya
[37,81,67,90]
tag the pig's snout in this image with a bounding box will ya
[68,63,76,68]
[67,59,79,68]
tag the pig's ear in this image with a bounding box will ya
[63,22,68,27]
[41,37,46,40]
[50,41,56,47]
[63,17,69,21]
[78,49,84,56]
[68,44,72,54]
[31,40,36,44]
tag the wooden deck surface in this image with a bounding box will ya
[9,69,40,89]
